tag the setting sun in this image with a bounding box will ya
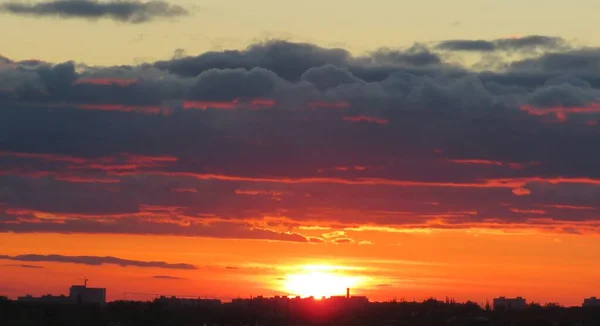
[282,265,366,298]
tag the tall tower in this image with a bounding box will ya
[346,288,350,299]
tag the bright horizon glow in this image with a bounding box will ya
[282,265,366,298]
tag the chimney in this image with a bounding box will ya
[346,288,350,299]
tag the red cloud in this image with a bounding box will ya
[54,175,120,184]
[333,166,368,172]
[0,151,87,163]
[521,103,600,122]
[172,188,198,193]
[183,99,276,110]
[183,100,237,110]
[0,151,177,175]
[342,115,389,124]
[544,204,594,211]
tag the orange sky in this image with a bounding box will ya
[1,229,598,306]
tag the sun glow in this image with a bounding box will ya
[282,265,365,298]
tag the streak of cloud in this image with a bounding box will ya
[0,254,197,270]
[0,0,188,23]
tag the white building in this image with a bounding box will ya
[493,297,526,311]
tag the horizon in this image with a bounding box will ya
[1,0,600,309]
[6,282,594,308]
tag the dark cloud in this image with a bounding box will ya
[154,40,451,81]
[437,40,496,52]
[508,48,600,74]
[0,204,316,242]
[436,35,568,52]
[5,264,44,269]
[300,64,364,91]
[0,55,12,64]
[371,45,442,66]
[0,254,197,269]
[0,36,600,236]
[0,0,188,23]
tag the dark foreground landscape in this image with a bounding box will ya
[2,296,600,326]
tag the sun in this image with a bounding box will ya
[282,265,364,298]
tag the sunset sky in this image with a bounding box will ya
[1,0,600,307]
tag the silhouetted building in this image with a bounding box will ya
[17,294,70,304]
[155,296,221,308]
[69,285,106,304]
[493,297,526,311]
[583,296,600,307]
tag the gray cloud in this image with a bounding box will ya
[437,35,568,52]
[0,0,188,23]
[154,40,451,81]
[1,36,600,235]
[508,48,600,74]
[0,254,197,269]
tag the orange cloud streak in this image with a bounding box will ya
[512,187,532,196]
[119,172,600,190]
[509,208,546,215]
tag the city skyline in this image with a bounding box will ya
[1,0,600,308]
[8,279,600,310]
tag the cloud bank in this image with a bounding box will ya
[1,36,600,240]
[0,254,197,269]
[0,0,188,23]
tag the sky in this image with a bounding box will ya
[1,0,600,307]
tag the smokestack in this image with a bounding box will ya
[346,288,350,299]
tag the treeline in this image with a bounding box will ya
[1,297,599,326]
